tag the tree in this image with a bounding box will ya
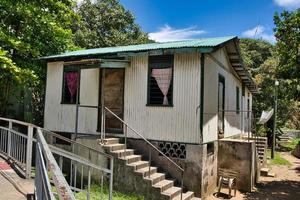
[0,0,79,124]
[274,8,300,101]
[0,48,36,116]
[74,0,149,48]
[240,38,274,76]
[273,9,300,129]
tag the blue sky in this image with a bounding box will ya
[117,0,300,43]
[77,0,300,43]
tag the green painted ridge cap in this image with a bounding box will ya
[40,36,237,60]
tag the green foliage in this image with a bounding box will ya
[280,138,300,152]
[75,184,144,200]
[74,0,149,48]
[274,9,300,100]
[0,48,36,116]
[0,0,79,124]
[240,38,274,76]
[240,11,300,130]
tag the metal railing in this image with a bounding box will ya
[0,117,114,200]
[0,117,35,178]
[103,107,184,200]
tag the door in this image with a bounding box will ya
[218,75,225,138]
[99,68,125,133]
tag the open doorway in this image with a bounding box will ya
[218,74,225,139]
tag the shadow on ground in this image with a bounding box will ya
[242,180,300,200]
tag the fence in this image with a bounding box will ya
[0,117,114,200]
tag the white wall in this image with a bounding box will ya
[202,48,252,143]
[124,53,201,144]
[44,62,99,133]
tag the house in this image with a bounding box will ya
[41,36,258,199]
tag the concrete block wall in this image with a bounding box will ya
[218,139,256,191]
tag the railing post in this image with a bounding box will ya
[7,121,12,157]
[124,125,127,158]
[26,125,33,179]
[109,158,113,200]
[148,146,151,178]
[181,170,184,200]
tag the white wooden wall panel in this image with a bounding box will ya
[44,62,99,133]
[124,53,201,143]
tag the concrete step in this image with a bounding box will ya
[111,149,135,157]
[144,172,166,185]
[120,155,141,164]
[128,160,149,170]
[260,167,269,176]
[173,191,194,200]
[153,179,174,192]
[103,143,125,151]
[162,186,182,199]
[101,138,200,200]
[136,166,157,177]
[99,138,120,145]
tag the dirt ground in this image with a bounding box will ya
[207,152,300,200]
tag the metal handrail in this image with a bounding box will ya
[104,107,183,172]
[104,107,184,199]
[42,128,113,159]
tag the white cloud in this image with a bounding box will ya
[149,25,206,42]
[242,25,276,43]
[274,0,300,8]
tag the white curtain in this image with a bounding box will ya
[152,68,172,105]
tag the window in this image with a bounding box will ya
[236,86,240,114]
[147,55,174,106]
[62,66,79,104]
[247,93,250,118]
[207,142,214,156]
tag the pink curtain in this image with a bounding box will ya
[65,72,78,103]
[152,68,172,105]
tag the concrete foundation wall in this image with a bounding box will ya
[201,141,218,198]
[218,139,256,191]
[127,138,203,197]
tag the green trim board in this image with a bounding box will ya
[200,53,205,139]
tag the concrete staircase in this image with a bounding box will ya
[255,137,267,167]
[101,138,200,200]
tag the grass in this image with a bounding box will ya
[267,149,291,166]
[75,184,145,200]
[279,138,300,151]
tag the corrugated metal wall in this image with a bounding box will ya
[124,53,201,144]
[44,62,99,133]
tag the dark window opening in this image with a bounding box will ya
[207,142,214,156]
[147,55,174,106]
[62,66,80,104]
[236,86,240,114]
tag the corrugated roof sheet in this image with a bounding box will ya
[40,36,236,60]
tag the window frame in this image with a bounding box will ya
[146,55,174,107]
[61,66,80,105]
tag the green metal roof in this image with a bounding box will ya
[40,36,237,60]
